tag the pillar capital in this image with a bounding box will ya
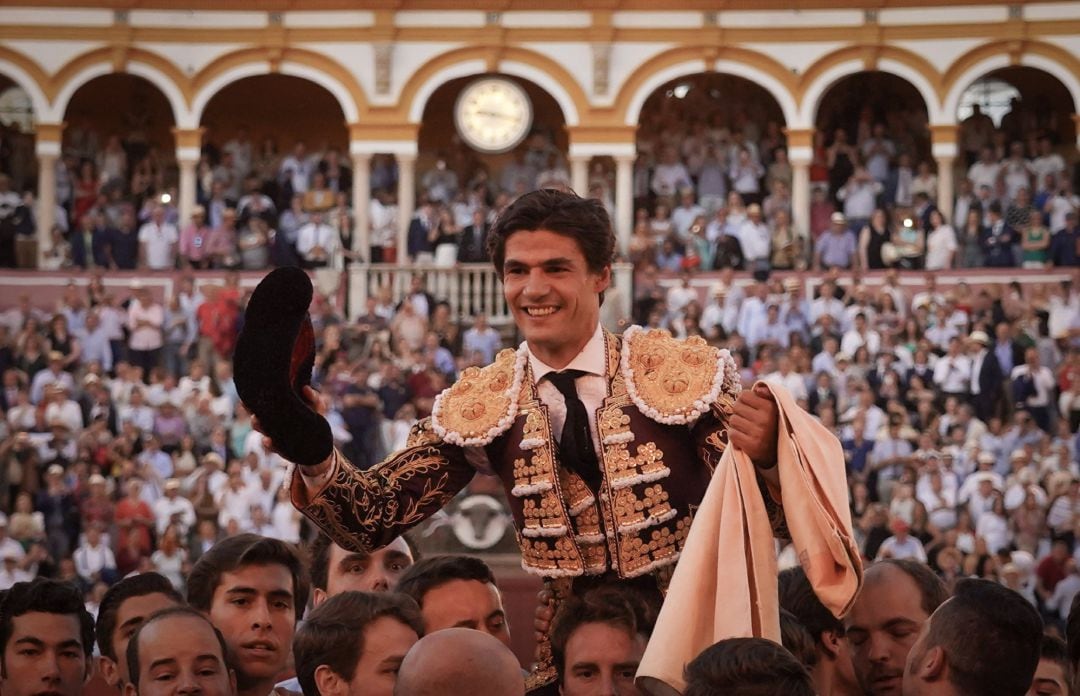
[35,121,65,144]
[782,127,814,149]
[929,123,958,145]
[171,126,206,149]
[35,122,65,158]
[568,140,635,160]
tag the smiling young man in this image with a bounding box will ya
[96,572,185,689]
[187,534,309,696]
[269,188,791,689]
[0,578,95,696]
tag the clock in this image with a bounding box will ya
[454,77,534,154]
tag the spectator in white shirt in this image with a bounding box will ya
[138,205,179,270]
[153,479,196,537]
[650,146,692,199]
[279,141,317,195]
[127,282,164,377]
[214,463,254,529]
[837,167,883,225]
[73,524,117,585]
[736,204,770,272]
[671,189,706,239]
[1011,347,1058,432]
[841,313,880,358]
[1032,136,1066,184]
[924,210,958,270]
[295,209,339,268]
[861,124,896,183]
[763,355,807,402]
[876,518,927,562]
[967,147,1001,191]
[934,337,972,396]
[461,314,502,365]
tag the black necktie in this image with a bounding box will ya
[547,370,601,492]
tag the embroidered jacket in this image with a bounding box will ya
[291,326,783,579]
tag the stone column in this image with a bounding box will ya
[569,154,590,196]
[172,127,204,228]
[396,153,416,260]
[33,122,64,268]
[931,124,959,220]
[34,152,58,267]
[614,153,634,256]
[176,157,198,226]
[1072,114,1080,149]
[350,151,371,260]
[784,128,814,237]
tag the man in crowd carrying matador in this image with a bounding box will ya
[234,188,798,691]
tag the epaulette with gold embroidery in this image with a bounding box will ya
[430,346,528,446]
[620,326,741,425]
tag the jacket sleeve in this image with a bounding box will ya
[694,397,791,540]
[290,418,475,553]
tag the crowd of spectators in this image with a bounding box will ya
[0,96,1079,696]
[628,98,1079,277]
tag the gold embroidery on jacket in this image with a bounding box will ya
[616,514,693,578]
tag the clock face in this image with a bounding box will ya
[454,78,534,154]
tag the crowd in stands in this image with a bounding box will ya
[629,99,1079,276]
[0,95,1079,695]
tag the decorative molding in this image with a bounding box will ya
[373,41,393,95]
[592,42,611,96]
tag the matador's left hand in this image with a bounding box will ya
[728,382,779,470]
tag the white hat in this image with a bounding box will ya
[977,452,996,465]
[968,330,990,346]
[1010,449,1028,462]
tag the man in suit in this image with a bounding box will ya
[992,321,1024,377]
[457,207,490,264]
[71,209,113,269]
[406,198,437,262]
[982,202,1017,267]
[967,330,1003,423]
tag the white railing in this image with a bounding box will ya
[346,262,636,327]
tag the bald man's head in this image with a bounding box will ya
[394,628,523,696]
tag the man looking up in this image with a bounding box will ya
[96,572,184,688]
[309,532,414,605]
[548,587,652,696]
[124,606,236,696]
[293,591,422,696]
[394,555,511,649]
[187,534,309,696]
[0,578,95,696]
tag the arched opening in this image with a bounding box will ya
[0,77,36,192]
[813,72,930,215]
[417,73,567,213]
[200,74,349,213]
[62,73,177,229]
[956,66,1076,165]
[632,72,788,271]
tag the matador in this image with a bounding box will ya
[234,189,790,691]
